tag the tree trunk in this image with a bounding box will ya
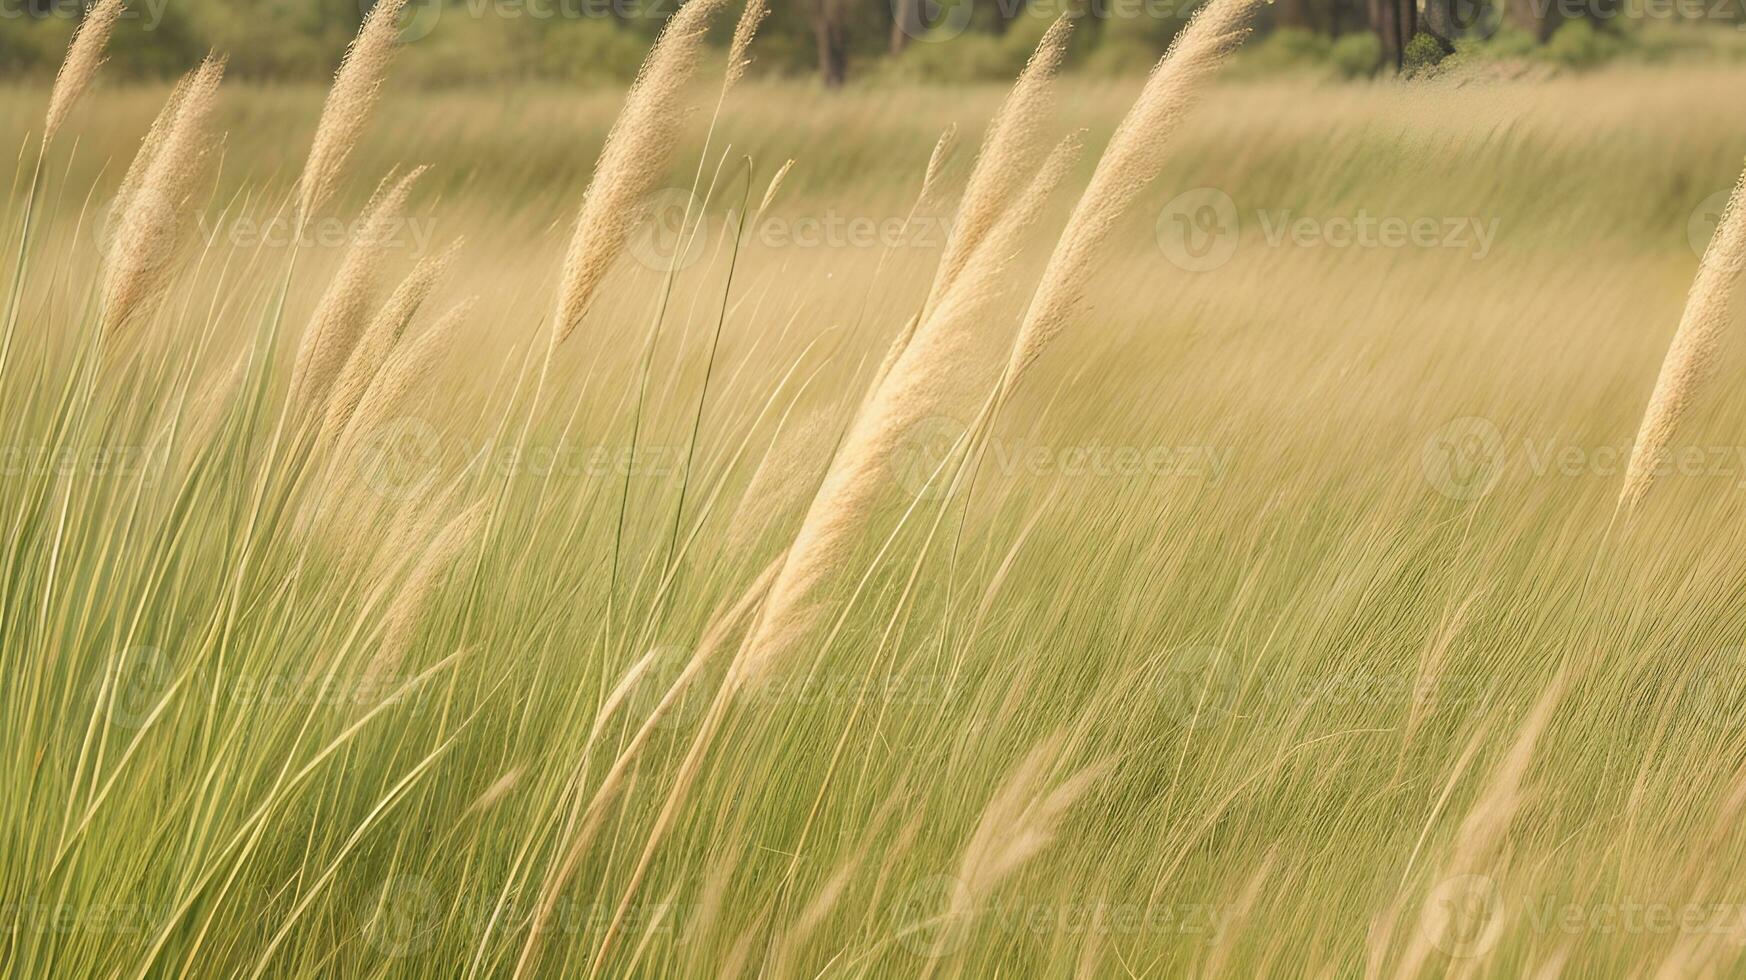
[1276,0,1319,31]
[890,0,919,55]
[1369,0,1399,69]
[806,0,848,88]
[1369,0,1417,70]
[1506,0,1561,41]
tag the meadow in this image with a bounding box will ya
[5,1,1746,977]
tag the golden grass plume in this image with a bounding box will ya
[99,56,224,338]
[552,0,731,347]
[320,237,461,449]
[42,0,124,147]
[1003,0,1256,389]
[296,0,408,225]
[1620,164,1746,513]
[291,166,428,413]
[923,16,1070,318]
[738,134,1082,682]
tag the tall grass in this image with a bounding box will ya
[5,5,1746,979]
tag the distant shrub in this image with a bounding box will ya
[0,17,65,75]
[1246,27,1333,71]
[1540,19,1626,69]
[893,32,1027,83]
[1083,38,1160,76]
[1403,31,1451,71]
[1329,32,1381,78]
[537,22,649,82]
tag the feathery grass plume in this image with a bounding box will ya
[922,17,1070,318]
[922,124,958,202]
[756,159,794,217]
[1620,165,1746,513]
[464,766,525,817]
[362,499,488,688]
[320,238,461,449]
[296,0,408,226]
[42,0,124,147]
[332,298,469,468]
[290,167,427,414]
[724,0,769,93]
[1002,0,1256,389]
[321,299,468,532]
[738,136,1081,682]
[551,0,732,348]
[725,406,835,554]
[515,557,783,978]
[918,738,1107,959]
[99,56,224,338]
[107,74,193,249]
[1395,679,1562,978]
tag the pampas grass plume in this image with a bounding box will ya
[43,0,124,147]
[1620,165,1746,512]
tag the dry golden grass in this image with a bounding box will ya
[12,10,1746,980]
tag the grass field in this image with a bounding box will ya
[7,5,1746,977]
